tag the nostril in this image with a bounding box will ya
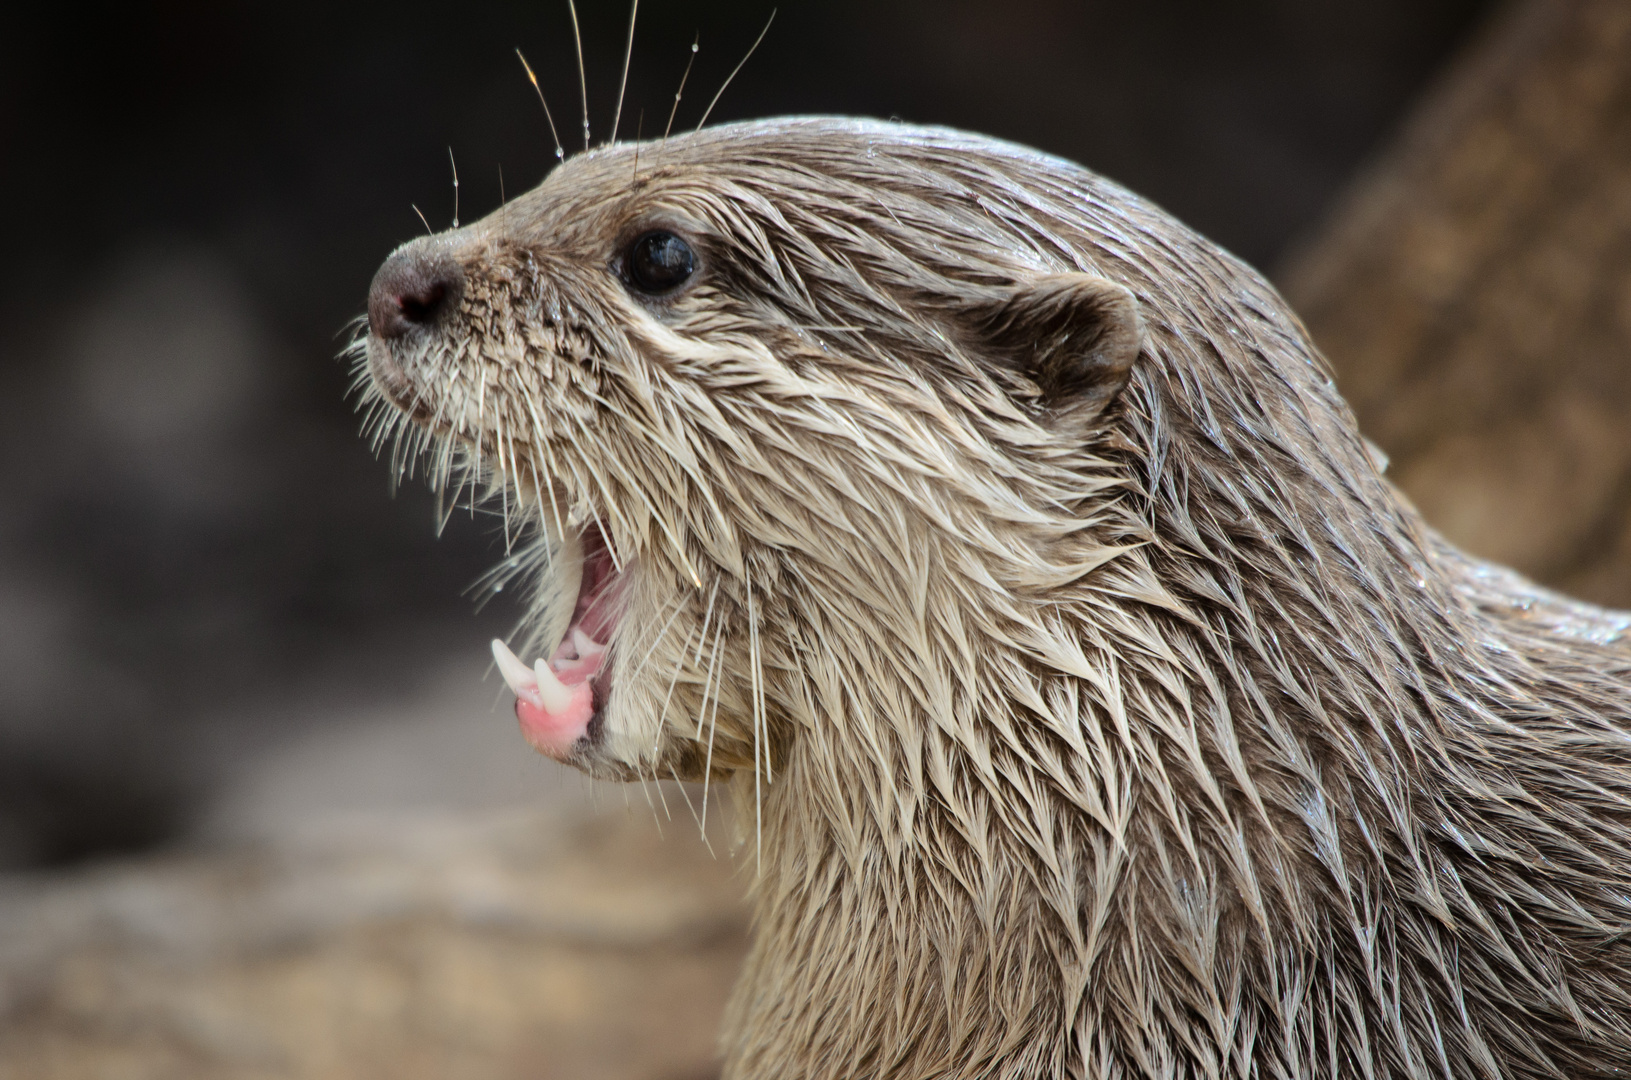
[397,281,448,324]
[367,248,464,341]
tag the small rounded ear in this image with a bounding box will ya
[967,273,1144,425]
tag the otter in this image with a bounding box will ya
[358,117,1631,1080]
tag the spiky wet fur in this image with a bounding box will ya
[357,118,1631,1079]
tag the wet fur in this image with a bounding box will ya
[359,118,1631,1079]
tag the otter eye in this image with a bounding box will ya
[625,231,696,294]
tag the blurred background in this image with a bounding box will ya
[7,0,1631,1076]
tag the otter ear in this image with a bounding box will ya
[967,273,1143,424]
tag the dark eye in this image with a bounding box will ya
[625,231,697,294]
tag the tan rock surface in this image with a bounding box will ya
[0,806,747,1080]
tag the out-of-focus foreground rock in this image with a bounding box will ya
[0,807,746,1080]
[0,647,751,1078]
[1282,0,1631,605]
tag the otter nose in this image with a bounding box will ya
[368,246,464,340]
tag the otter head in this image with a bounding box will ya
[358,117,1148,790]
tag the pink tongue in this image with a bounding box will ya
[514,635,606,760]
[515,689,594,759]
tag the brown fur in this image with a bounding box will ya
[357,117,1631,1079]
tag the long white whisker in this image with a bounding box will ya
[627,719,671,829]
[630,594,688,683]
[495,413,514,552]
[559,450,624,576]
[470,377,487,516]
[691,579,721,732]
[633,757,663,834]
[695,9,776,133]
[447,146,460,228]
[437,451,470,536]
[668,764,710,851]
[525,460,555,573]
[566,390,700,583]
[747,574,763,872]
[556,420,633,572]
[390,378,436,488]
[664,34,699,141]
[568,396,699,582]
[505,431,525,554]
[567,0,590,151]
[652,765,674,822]
[696,614,726,744]
[515,50,565,163]
[610,0,639,144]
[653,621,701,756]
[698,616,726,835]
[751,600,770,787]
[521,397,569,545]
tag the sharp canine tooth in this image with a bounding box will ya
[534,658,575,713]
[491,639,542,706]
[572,627,607,660]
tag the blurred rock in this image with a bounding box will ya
[1281,0,1631,606]
[0,805,747,1080]
[191,649,584,841]
[0,643,748,1079]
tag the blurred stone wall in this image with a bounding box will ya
[1281,0,1631,606]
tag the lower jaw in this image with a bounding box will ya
[515,678,603,761]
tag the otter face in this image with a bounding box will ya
[358,118,1143,785]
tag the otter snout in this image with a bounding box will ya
[367,242,464,341]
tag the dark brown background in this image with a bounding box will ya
[0,0,1498,867]
[12,1,1631,1077]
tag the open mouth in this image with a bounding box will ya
[490,526,627,760]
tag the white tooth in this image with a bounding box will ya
[491,639,542,706]
[572,627,607,660]
[534,658,576,714]
[536,529,585,661]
